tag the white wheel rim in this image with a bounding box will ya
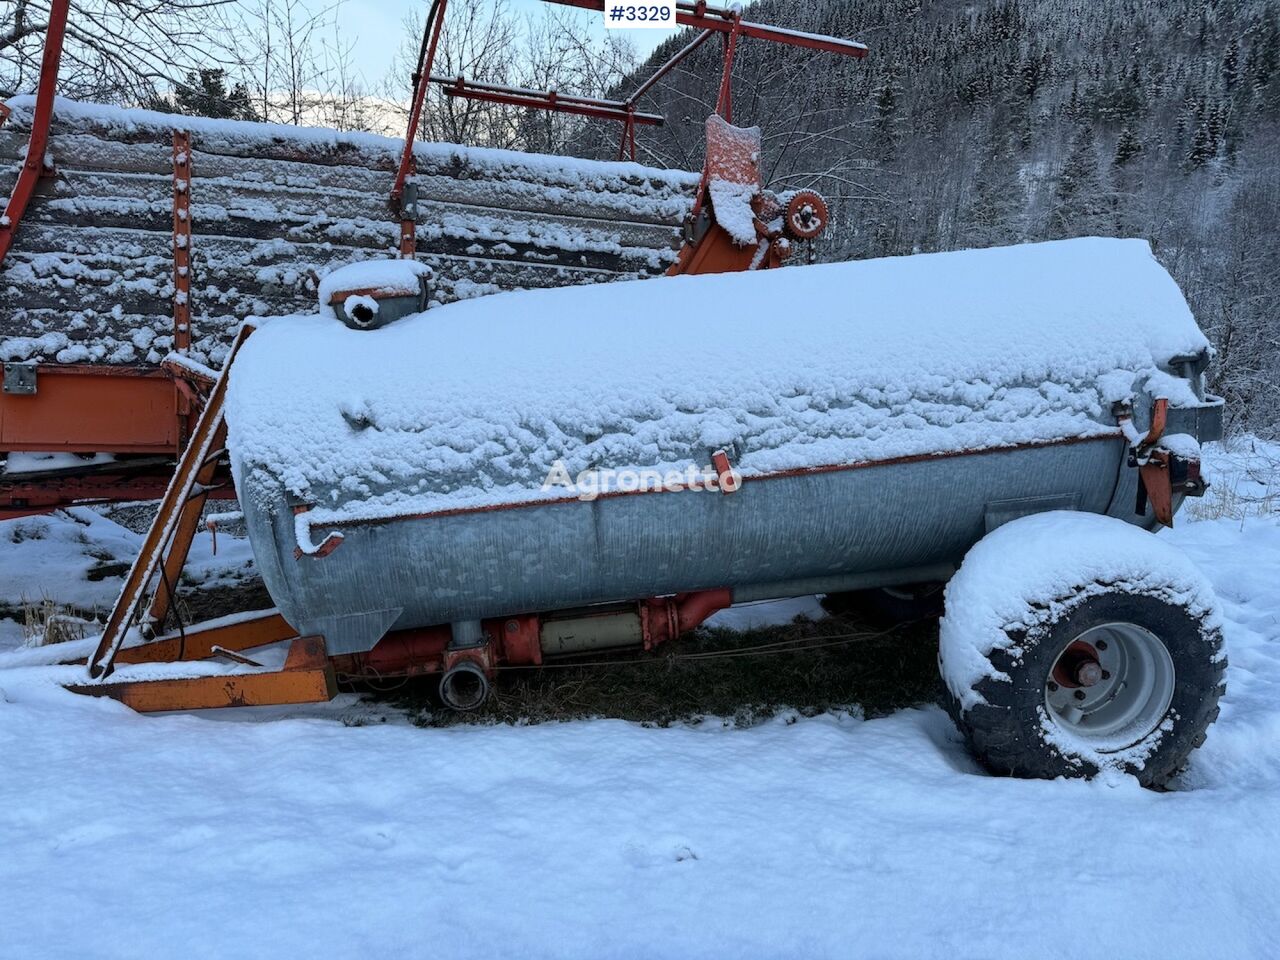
[1043,622,1176,751]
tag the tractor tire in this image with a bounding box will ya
[938,512,1225,788]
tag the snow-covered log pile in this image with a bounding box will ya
[0,97,697,368]
[227,238,1213,526]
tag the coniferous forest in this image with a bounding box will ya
[586,0,1280,436]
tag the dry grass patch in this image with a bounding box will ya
[371,609,943,728]
[21,599,96,647]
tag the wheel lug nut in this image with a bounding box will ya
[1073,689,1087,701]
[1075,661,1103,687]
[1096,640,1108,651]
[1101,670,1111,680]
[1047,681,1059,692]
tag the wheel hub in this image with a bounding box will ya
[1043,622,1176,751]
[1075,660,1103,686]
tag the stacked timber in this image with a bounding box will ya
[0,97,697,368]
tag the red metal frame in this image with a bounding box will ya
[400,198,417,258]
[0,467,235,520]
[567,0,867,155]
[171,130,193,355]
[391,0,448,257]
[391,0,448,209]
[715,15,741,121]
[390,0,867,170]
[0,365,186,454]
[87,324,255,679]
[543,0,868,57]
[0,0,69,266]
[432,75,665,127]
[69,636,337,713]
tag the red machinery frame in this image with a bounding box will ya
[385,0,865,281]
[389,0,867,184]
[0,0,68,265]
[432,75,664,129]
[0,0,215,518]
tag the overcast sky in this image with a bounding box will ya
[330,0,677,90]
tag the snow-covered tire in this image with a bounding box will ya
[938,511,1225,788]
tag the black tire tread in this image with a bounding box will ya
[941,584,1226,788]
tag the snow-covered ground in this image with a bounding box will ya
[0,506,255,652]
[0,440,1277,958]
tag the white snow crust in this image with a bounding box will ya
[707,179,758,245]
[939,511,1222,712]
[225,238,1211,525]
[5,95,701,192]
[0,96,697,368]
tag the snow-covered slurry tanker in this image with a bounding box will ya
[225,236,1226,786]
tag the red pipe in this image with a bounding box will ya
[435,79,664,126]
[0,0,71,267]
[353,624,451,677]
[335,588,734,679]
[675,589,733,633]
[715,16,741,122]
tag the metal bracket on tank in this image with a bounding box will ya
[711,449,742,495]
[1114,397,1168,465]
[1115,397,1206,528]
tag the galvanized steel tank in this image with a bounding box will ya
[227,240,1224,655]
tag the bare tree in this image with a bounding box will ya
[379,0,519,148]
[235,0,331,125]
[512,6,638,154]
[380,0,639,154]
[0,0,241,103]
[314,14,373,132]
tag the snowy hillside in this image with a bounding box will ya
[0,440,1276,958]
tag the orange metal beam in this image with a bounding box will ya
[0,365,182,454]
[666,226,762,275]
[144,424,227,631]
[113,610,299,664]
[541,1,868,58]
[68,637,336,712]
[87,324,255,679]
[391,0,448,206]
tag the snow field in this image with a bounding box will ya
[0,443,1276,958]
